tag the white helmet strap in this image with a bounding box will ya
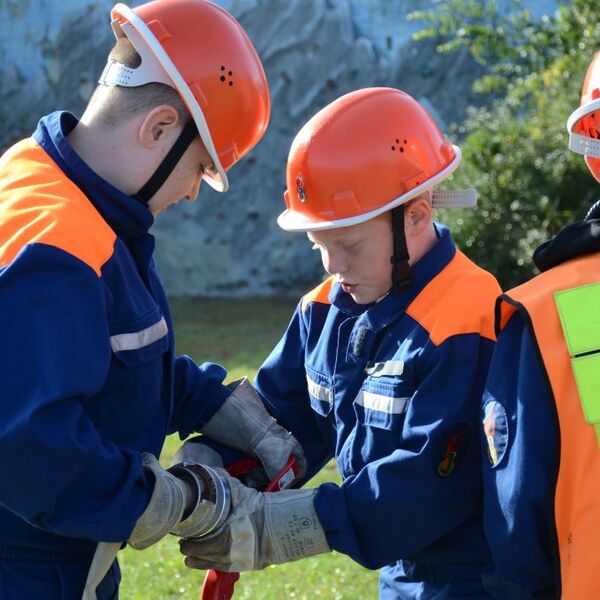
[568,131,600,158]
[431,189,477,209]
[566,97,600,158]
[99,20,173,88]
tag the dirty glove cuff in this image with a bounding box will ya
[128,454,231,550]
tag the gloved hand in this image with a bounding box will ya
[172,439,224,469]
[128,453,230,549]
[179,468,330,571]
[193,377,307,486]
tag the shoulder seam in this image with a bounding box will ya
[301,276,335,312]
[405,252,500,345]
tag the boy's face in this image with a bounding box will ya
[308,213,393,305]
[148,137,216,216]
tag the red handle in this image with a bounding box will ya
[200,570,239,600]
[200,456,299,600]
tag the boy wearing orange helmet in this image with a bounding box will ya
[179,87,501,599]
[0,1,310,598]
[479,52,600,599]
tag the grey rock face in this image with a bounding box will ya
[0,0,556,296]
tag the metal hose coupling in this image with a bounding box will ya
[168,462,231,539]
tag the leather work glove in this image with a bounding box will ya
[83,453,231,600]
[128,453,230,549]
[192,377,307,486]
[179,468,330,572]
[172,440,225,469]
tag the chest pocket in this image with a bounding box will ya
[306,366,334,418]
[355,373,411,430]
[110,306,169,366]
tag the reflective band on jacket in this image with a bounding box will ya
[355,390,409,414]
[555,282,600,445]
[306,376,333,404]
[499,251,600,599]
[110,317,168,352]
[365,360,405,377]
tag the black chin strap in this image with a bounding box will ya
[134,120,199,206]
[390,206,412,293]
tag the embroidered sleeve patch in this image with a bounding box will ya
[436,423,471,478]
[483,399,509,468]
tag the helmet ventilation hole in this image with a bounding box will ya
[391,137,407,153]
[219,65,234,86]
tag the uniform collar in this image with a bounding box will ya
[33,111,154,240]
[533,217,600,272]
[330,223,457,330]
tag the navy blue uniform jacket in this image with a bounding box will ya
[256,226,500,598]
[0,112,230,559]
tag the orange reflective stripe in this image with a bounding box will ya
[501,252,600,599]
[301,276,335,312]
[405,250,499,346]
[0,139,116,276]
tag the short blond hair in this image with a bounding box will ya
[86,38,189,129]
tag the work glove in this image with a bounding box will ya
[128,453,230,549]
[172,440,224,469]
[179,469,330,572]
[83,453,231,600]
[190,377,307,486]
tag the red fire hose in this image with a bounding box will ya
[200,455,300,600]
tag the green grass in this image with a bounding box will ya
[119,297,379,599]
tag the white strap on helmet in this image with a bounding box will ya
[431,189,477,209]
[568,131,600,158]
[566,98,600,158]
[98,20,173,88]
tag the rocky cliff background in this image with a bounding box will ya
[0,0,557,296]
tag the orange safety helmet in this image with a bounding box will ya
[278,87,475,232]
[567,50,600,184]
[100,0,270,193]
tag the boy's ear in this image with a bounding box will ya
[404,196,432,236]
[138,105,181,148]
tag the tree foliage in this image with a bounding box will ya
[410,0,600,288]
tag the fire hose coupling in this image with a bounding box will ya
[128,453,232,550]
[168,462,231,539]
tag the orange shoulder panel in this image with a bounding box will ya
[499,251,600,332]
[405,250,500,346]
[301,276,335,312]
[506,251,600,309]
[0,139,116,276]
[497,296,519,332]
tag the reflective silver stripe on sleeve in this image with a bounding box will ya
[365,360,405,377]
[110,317,168,352]
[355,390,409,414]
[306,375,333,404]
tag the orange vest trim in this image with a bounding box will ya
[405,250,500,346]
[0,138,116,276]
[301,276,335,313]
[500,251,600,600]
